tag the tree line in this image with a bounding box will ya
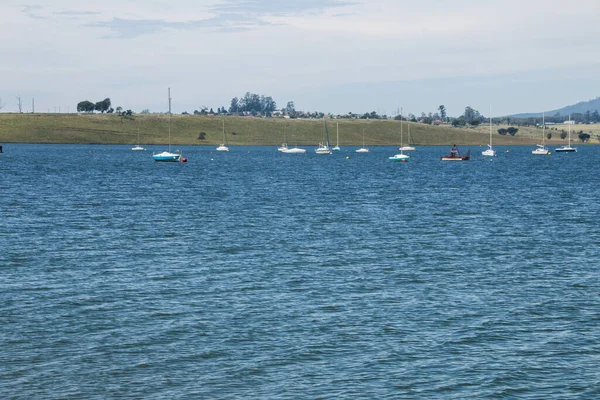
[77,98,132,116]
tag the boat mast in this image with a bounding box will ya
[400,107,403,146]
[568,114,571,146]
[168,87,172,152]
[489,106,492,147]
[542,111,545,146]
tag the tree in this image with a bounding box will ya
[0,97,5,110]
[497,128,508,135]
[94,98,111,113]
[229,97,239,113]
[578,132,590,142]
[285,101,296,116]
[507,127,519,136]
[115,106,123,114]
[438,105,446,120]
[464,106,476,123]
[77,100,95,113]
[560,130,567,139]
[547,132,552,140]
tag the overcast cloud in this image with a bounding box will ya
[2,0,600,116]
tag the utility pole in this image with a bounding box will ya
[32,98,35,114]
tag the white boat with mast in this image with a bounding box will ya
[216,119,229,151]
[132,127,144,151]
[532,111,550,155]
[555,114,577,153]
[315,117,332,155]
[482,107,496,157]
[332,121,341,151]
[389,109,410,161]
[153,88,182,162]
[399,116,416,151]
[356,128,369,153]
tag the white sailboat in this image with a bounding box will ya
[482,108,496,157]
[315,118,332,155]
[532,111,550,155]
[132,128,144,151]
[399,119,416,151]
[356,128,369,153]
[282,146,307,154]
[153,88,182,162]
[555,114,577,153]
[390,108,410,161]
[216,119,229,151]
[332,121,341,151]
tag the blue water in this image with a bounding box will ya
[2,144,600,399]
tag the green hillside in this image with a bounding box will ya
[0,113,547,146]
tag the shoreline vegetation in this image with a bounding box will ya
[0,113,598,146]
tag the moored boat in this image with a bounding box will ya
[441,145,470,161]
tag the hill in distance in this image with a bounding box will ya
[510,97,600,118]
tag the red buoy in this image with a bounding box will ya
[181,157,187,163]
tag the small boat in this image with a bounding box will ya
[389,151,410,162]
[315,143,332,155]
[399,119,416,151]
[132,127,144,151]
[441,144,470,161]
[332,122,341,151]
[153,88,182,162]
[482,108,496,157]
[315,118,332,155]
[216,119,229,151]
[532,111,550,155]
[356,129,369,153]
[282,147,307,154]
[555,114,577,153]
[153,150,181,162]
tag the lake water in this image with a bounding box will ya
[2,144,600,399]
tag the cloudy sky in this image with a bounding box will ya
[2,0,600,117]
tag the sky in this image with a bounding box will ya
[2,0,600,117]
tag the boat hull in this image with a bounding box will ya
[282,147,306,154]
[440,156,469,161]
[153,151,181,162]
[554,147,577,153]
[389,154,410,162]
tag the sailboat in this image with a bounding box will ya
[482,108,496,157]
[332,121,341,151]
[555,114,577,152]
[390,109,410,161]
[356,128,369,153]
[216,119,229,151]
[153,88,182,162]
[399,120,416,151]
[532,111,550,155]
[315,118,332,155]
[132,127,144,151]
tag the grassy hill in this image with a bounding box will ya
[0,112,575,147]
